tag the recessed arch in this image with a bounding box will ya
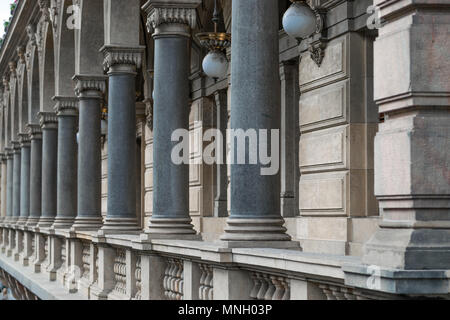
[39,20,56,112]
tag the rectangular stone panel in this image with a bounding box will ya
[300,35,348,92]
[299,125,348,173]
[299,80,349,132]
[299,171,348,216]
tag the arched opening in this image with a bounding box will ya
[29,49,40,124]
[19,66,29,134]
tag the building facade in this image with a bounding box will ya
[0,0,448,300]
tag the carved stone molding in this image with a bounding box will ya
[73,75,107,98]
[308,7,328,67]
[27,124,43,140]
[101,46,145,72]
[53,96,78,117]
[39,111,58,130]
[38,0,51,22]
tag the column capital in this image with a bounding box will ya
[11,141,21,153]
[73,74,107,99]
[53,96,79,117]
[100,45,145,74]
[4,147,14,159]
[19,133,31,148]
[0,152,7,162]
[27,124,43,140]
[39,111,58,130]
[142,0,201,36]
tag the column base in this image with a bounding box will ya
[37,217,55,229]
[9,217,19,224]
[100,217,140,234]
[52,217,76,230]
[220,218,293,242]
[26,217,40,227]
[71,216,103,231]
[145,217,198,239]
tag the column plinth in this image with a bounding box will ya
[52,97,78,230]
[142,0,201,240]
[26,124,43,227]
[37,112,58,229]
[72,75,107,231]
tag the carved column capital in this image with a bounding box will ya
[53,96,79,117]
[142,0,201,36]
[27,124,43,140]
[73,74,107,99]
[19,133,31,148]
[11,141,21,153]
[39,111,58,130]
[100,45,145,74]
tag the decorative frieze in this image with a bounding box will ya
[39,112,58,130]
[101,46,144,72]
[73,75,107,98]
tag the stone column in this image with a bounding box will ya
[213,90,228,218]
[17,133,31,225]
[26,125,43,227]
[5,148,14,224]
[53,98,78,229]
[72,75,107,230]
[38,112,58,228]
[0,155,7,222]
[99,46,144,233]
[361,0,450,271]
[142,0,200,239]
[220,0,293,246]
[11,142,21,224]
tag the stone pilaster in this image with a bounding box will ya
[142,0,200,239]
[220,0,296,248]
[26,124,43,227]
[213,90,228,218]
[344,0,450,296]
[280,59,300,218]
[72,75,107,230]
[38,112,58,229]
[99,45,144,233]
[17,133,31,225]
[52,97,78,229]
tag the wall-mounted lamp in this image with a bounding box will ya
[196,0,231,80]
[282,0,327,67]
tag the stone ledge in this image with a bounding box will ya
[343,263,450,296]
[0,254,86,300]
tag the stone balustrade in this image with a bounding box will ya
[0,223,427,301]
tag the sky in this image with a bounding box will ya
[0,1,13,39]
